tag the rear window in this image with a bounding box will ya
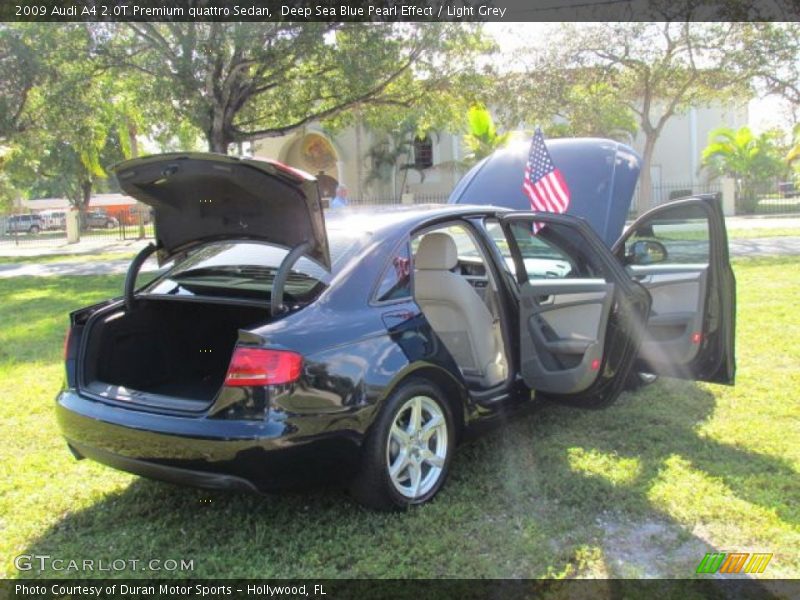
[145,232,368,302]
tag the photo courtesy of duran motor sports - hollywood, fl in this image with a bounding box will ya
[14,583,326,597]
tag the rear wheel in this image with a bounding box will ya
[106,220,116,229]
[29,225,40,234]
[350,379,454,511]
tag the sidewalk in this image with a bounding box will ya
[0,237,151,258]
[2,214,800,259]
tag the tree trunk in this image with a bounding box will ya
[636,133,658,216]
[127,121,139,158]
[207,108,232,154]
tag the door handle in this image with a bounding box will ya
[536,295,555,305]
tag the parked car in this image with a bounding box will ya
[778,181,798,198]
[83,210,119,229]
[6,214,44,234]
[39,210,67,231]
[57,152,736,510]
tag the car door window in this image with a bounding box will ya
[505,221,603,281]
[374,241,412,302]
[623,204,709,266]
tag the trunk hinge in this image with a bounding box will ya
[124,242,158,312]
[271,241,311,317]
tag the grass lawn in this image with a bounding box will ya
[0,251,138,265]
[0,257,798,579]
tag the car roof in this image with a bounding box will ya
[324,204,507,238]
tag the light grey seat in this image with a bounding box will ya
[414,232,507,388]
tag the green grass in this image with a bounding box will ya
[0,257,798,579]
[727,227,800,239]
[0,251,138,265]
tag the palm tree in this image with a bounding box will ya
[701,126,785,214]
[461,106,513,165]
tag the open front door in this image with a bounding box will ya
[612,196,736,384]
[499,216,626,396]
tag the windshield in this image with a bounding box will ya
[144,230,369,302]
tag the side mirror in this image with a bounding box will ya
[628,240,668,265]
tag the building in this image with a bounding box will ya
[22,193,149,225]
[252,126,465,204]
[632,101,749,204]
[252,100,749,208]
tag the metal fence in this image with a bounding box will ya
[631,178,800,217]
[748,179,800,215]
[342,193,450,207]
[4,181,798,249]
[631,180,723,217]
[0,206,154,248]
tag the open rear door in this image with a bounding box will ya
[612,196,735,384]
[499,215,628,396]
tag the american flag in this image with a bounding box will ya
[522,128,571,232]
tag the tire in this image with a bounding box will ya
[29,225,40,234]
[624,370,659,391]
[106,220,116,229]
[350,378,455,511]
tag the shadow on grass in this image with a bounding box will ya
[15,377,795,584]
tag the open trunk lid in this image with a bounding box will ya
[112,153,330,269]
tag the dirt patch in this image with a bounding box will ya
[598,514,714,578]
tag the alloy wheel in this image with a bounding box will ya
[385,395,448,500]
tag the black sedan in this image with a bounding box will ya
[57,152,735,510]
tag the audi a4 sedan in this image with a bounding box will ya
[57,149,735,510]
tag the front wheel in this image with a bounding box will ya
[350,379,454,511]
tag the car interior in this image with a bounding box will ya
[499,220,616,395]
[412,226,509,389]
[620,203,713,373]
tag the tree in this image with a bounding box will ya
[105,22,490,154]
[461,106,513,165]
[787,124,800,169]
[2,24,133,210]
[0,25,38,142]
[507,22,788,213]
[702,125,786,213]
[496,74,638,143]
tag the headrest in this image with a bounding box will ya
[416,232,458,271]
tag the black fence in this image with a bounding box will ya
[3,182,797,249]
[631,179,800,217]
[334,193,450,207]
[631,180,723,217]
[0,206,155,248]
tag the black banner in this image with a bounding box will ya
[2,579,800,600]
[2,0,799,22]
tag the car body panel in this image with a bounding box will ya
[112,153,331,269]
[449,138,641,247]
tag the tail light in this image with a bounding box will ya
[224,347,302,387]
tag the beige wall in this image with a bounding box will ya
[632,101,748,196]
[251,123,464,202]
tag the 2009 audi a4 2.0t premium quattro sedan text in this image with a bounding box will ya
[57,145,735,510]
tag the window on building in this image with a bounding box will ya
[413,136,434,170]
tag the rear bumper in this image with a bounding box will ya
[56,389,362,491]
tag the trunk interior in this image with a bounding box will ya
[82,299,270,411]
